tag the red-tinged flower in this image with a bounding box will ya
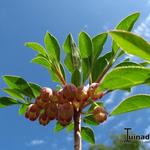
[35,96,48,109]
[93,106,107,123]
[62,84,77,101]
[25,104,40,121]
[93,106,105,114]
[57,102,74,126]
[88,83,104,100]
[94,112,107,123]
[57,89,68,104]
[40,87,53,102]
[39,113,50,126]
[50,90,59,103]
[76,86,89,102]
[45,102,58,120]
[91,92,104,101]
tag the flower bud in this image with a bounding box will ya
[88,83,103,100]
[91,92,104,100]
[57,89,68,104]
[40,87,53,102]
[76,86,89,102]
[94,112,107,123]
[57,102,74,126]
[25,104,40,121]
[93,106,106,114]
[45,102,58,120]
[93,106,107,123]
[62,84,77,101]
[39,113,50,126]
[35,96,48,109]
[50,90,59,103]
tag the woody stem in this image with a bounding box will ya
[74,109,82,150]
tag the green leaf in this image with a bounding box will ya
[60,63,66,81]
[120,88,131,92]
[54,122,65,132]
[63,33,72,53]
[31,55,51,69]
[0,97,20,108]
[24,42,46,55]
[81,126,95,144]
[97,66,150,92]
[63,34,81,72]
[115,61,141,68]
[112,12,140,53]
[109,30,150,62]
[71,42,81,70]
[71,69,81,87]
[140,61,150,67]
[66,122,74,132]
[92,52,112,82]
[83,114,99,126]
[82,58,90,83]
[79,32,93,83]
[92,32,108,60]
[111,94,150,116]
[19,104,29,115]
[64,54,74,73]
[48,70,59,83]
[116,12,140,30]
[48,69,60,83]
[29,82,41,98]
[79,32,92,58]
[44,32,60,61]
[32,52,64,84]
[3,76,34,98]
[3,88,25,101]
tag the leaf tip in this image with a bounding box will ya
[24,42,29,47]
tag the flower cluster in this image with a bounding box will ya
[25,83,105,126]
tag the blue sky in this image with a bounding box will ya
[0,0,150,150]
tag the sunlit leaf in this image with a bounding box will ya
[79,32,92,58]
[3,88,25,101]
[3,76,34,98]
[25,42,46,55]
[63,33,72,53]
[0,97,20,108]
[112,12,140,53]
[109,30,150,62]
[66,122,74,132]
[97,66,150,92]
[111,94,150,116]
[92,32,107,60]
[83,114,99,126]
[64,54,74,73]
[44,32,60,61]
[63,34,81,73]
[81,126,95,144]
[115,61,141,68]
[29,82,41,98]
[71,69,81,87]
[19,104,29,115]
[92,52,112,82]
[31,55,51,69]
[82,58,90,83]
[54,122,65,132]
